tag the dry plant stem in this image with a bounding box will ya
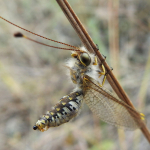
[56,0,150,142]
[56,0,93,52]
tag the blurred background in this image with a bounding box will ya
[0,0,150,150]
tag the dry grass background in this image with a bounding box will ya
[0,0,150,150]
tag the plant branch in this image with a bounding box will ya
[56,0,150,143]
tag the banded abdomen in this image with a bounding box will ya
[33,91,83,132]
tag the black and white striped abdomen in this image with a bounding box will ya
[33,91,83,132]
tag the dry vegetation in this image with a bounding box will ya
[0,0,150,150]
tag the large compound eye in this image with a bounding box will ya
[79,53,91,66]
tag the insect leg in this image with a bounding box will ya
[98,63,115,87]
[96,64,106,87]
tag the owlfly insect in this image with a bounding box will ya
[0,16,145,132]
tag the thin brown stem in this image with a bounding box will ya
[56,0,150,143]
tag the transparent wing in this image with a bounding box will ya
[83,75,144,130]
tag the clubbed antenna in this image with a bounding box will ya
[0,16,78,49]
[14,32,81,52]
[14,32,23,37]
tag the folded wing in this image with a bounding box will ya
[83,75,144,130]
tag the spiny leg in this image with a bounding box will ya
[93,55,106,75]
[95,64,106,87]
[93,56,106,87]
[99,66,115,87]
[98,64,106,77]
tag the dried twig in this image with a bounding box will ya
[56,0,150,143]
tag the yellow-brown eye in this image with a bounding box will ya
[79,53,91,66]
